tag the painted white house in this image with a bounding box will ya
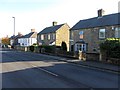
[10,35,15,46]
[18,29,37,46]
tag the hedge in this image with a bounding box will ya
[100,38,120,58]
[29,46,35,52]
[38,45,56,53]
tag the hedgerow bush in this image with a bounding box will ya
[61,42,67,51]
[29,45,35,52]
[100,38,120,58]
[39,45,56,53]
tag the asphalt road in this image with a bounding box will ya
[1,48,119,88]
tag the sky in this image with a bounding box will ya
[0,0,119,38]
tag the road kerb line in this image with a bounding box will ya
[59,60,119,75]
[69,62,119,75]
[31,64,58,77]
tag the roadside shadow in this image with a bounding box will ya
[2,62,119,88]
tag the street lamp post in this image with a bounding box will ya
[12,17,15,36]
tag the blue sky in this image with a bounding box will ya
[0,0,119,38]
[0,0,61,12]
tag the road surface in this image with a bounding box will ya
[1,48,119,89]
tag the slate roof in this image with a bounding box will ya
[10,34,23,39]
[38,24,64,34]
[10,35,16,39]
[22,32,34,38]
[71,13,120,30]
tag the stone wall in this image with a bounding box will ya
[56,23,70,51]
[70,25,118,53]
[86,53,99,61]
[15,46,29,52]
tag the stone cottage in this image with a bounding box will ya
[37,22,70,51]
[70,9,120,60]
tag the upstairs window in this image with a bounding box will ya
[53,33,55,40]
[71,31,74,39]
[99,29,105,39]
[79,31,84,39]
[41,35,44,40]
[115,27,120,38]
[48,34,50,40]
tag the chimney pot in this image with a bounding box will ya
[98,9,105,17]
[17,32,22,37]
[53,21,57,26]
[31,29,35,32]
[18,32,21,35]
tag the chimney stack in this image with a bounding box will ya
[31,29,35,32]
[53,21,57,26]
[18,32,21,35]
[18,32,22,37]
[98,9,105,17]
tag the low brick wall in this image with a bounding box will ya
[86,53,99,61]
[107,58,120,65]
[15,46,29,52]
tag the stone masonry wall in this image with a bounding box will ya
[71,25,118,54]
[56,23,70,51]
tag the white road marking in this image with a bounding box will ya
[31,64,58,77]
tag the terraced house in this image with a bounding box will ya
[37,22,70,51]
[70,9,120,60]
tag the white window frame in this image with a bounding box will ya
[99,29,105,39]
[115,27,120,38]
[48,34,50,40]
[53,33,55,40]
[71,31,74,39]
[75,44,86,52]
[41,35,44,40]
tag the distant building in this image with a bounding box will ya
[37,22,70,51]
[10,32,23,46]
[70,9,120,55]
[0,38,1,43]
[18,29,37,46]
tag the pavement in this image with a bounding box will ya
[60,59,119,73]
[41,53,120,73]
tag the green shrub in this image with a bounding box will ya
[39,45,55,53]
[33,43,38,46]
[61,42,67,51]
[100,38,120,58]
